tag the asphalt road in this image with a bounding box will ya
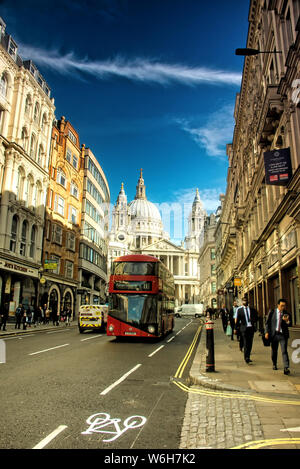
[0,317,201,450]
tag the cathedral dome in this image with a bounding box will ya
[128,198,161,221]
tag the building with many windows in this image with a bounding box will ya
[0,17,55,317]
[77,147,110,306]
[40,116,83,317]
[216,0,300,326]
[198,211,218,310]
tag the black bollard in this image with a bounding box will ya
[205,318,215,372]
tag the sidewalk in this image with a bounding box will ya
[182,318,300,449]
[0,320,77,337]
[190,318,300,394]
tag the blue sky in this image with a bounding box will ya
[1,0,249,240]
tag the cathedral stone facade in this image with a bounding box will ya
[109,170,206,305]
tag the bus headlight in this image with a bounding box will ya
[108,324,114,332]
[148,325,155,334]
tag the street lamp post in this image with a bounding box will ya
[235,48,282,56]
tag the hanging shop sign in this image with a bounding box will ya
[44,260,58,270]
[263,148,292,186]
[234,278,242,287]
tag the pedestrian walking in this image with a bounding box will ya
[41,304,48,324]
[22,310,27,330]
[52,306,59,326]
[228,301,237,341]
[264,298,292,375]
[235,297,258,364]
[45,306,50,324]
[0,302,9,331]
[220,304,228,333]
[66,307,72,326]
[205,306,214,319]
[230,300,240,343]
[26,307,32,327]
[35,306,42,326]
[60,309,66,323]
[15,304,24,329]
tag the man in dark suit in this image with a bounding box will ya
[265,298,292,375]
[220,304,228,333]
[235,297,258,364]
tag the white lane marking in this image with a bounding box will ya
[81,335,104,341]
[29,344,69,356]
[0,339,5,363]
[167,336,175,343]
[32,425,68,449]
[280,427,300,432]
[100,364,142,396]
[175,330,182,336]
[46,330,71,334]
[148,345,165,357]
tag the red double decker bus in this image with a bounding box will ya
[107,254,175,338]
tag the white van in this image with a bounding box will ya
[175,304,204,318]
[78,304,108,333]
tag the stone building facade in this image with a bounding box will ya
[40,117,83,317]
[199,212,218,309]
[0,17,55,316]
[216,0,300,326]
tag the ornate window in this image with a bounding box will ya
[33,102,40,123]
[37,144,44,166]
[54,195,65,216]
[21,127,28,151]
[65,260,74,279]
[0,73,8,97]
[29,133,36,158]
[51,224,63,245]
[41,112,47,131]
[30,225,36,258]
[10,215,18,252]
[70,180,78,198]
[24,95,32,115]
[17,167,26,201]
[20,220,28,256]
[56,169,66,187]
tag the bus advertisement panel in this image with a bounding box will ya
[107,254,175,338]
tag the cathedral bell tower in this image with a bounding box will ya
[111,182,129,234]
[185,188,206,251]
[135,168,147,200]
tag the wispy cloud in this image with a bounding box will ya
[171,187,223,212]
[18,44,242,87]
[176,104,235,159]
[154,186,223,244]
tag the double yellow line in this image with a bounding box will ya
[173,378,300,405]
[174,325,202,379]
[231,438,300,449]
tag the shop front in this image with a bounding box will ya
[39,279,76,320]
[0,257,39,318]
[282,262,300,327]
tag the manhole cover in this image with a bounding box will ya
[249,381,297,393]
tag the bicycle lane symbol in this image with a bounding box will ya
[81,412,147,443]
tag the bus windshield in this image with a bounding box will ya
[113,262,156,276]
[109,294,157,326]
